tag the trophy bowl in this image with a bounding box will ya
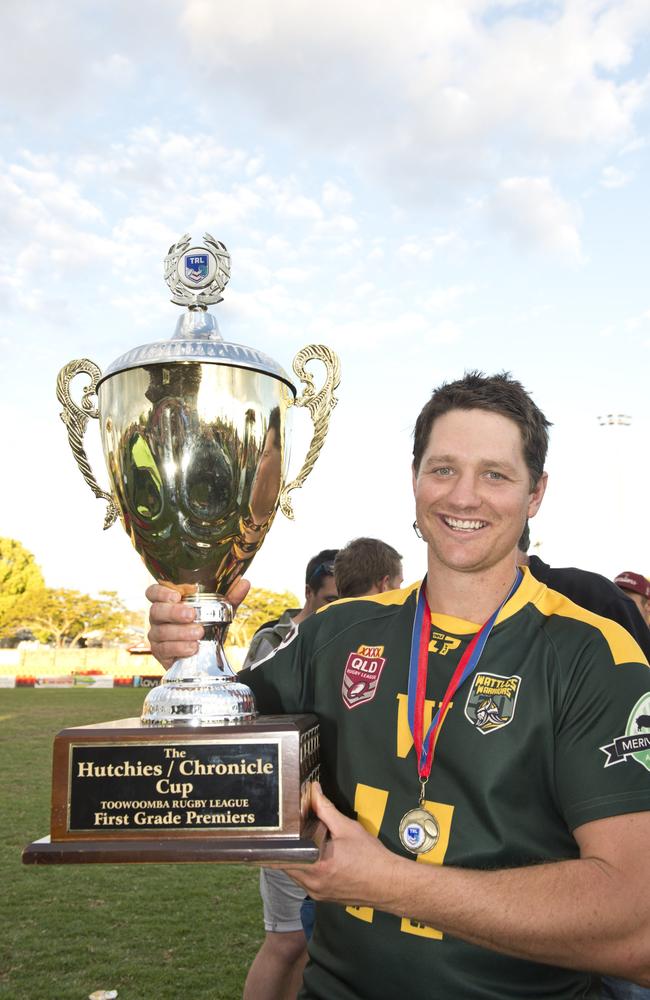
[57,234,340,727]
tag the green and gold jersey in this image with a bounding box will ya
[240,568,650,1000]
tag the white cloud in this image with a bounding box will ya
[314,214,358,236]
[0,0,177,114]
[304,309,456,350]
[275,193,323,222]
[427,319,464,345]
[600,164,632,188]
[4,163,104,225]
[422,284,477,310]
[180,0,650,198]
[322,181,354,209]
[1,2,646,237]
[273,266,312,283]
[91,53,135,87]
[397,232,460,262]
[488,176,582,259]
[626,308,650,330]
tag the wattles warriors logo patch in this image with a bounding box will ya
[464,672,521,734]
[342,645,386,710]
[600,693,650,772]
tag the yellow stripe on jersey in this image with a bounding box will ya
[429,613,479,635]
[532,585,649,667]
[317,581,420,613]
[428,569,647,666]
[317,568,647,668]
[494,565,545,626]
[426,570,540,635]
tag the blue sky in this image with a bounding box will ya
[1,0,649,610]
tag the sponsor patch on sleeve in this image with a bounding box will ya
[600,693,650,771]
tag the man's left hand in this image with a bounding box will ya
[281,783,401,911]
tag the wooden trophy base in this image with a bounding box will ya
[23,714,324,865]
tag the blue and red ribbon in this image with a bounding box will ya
[407,569,523,779]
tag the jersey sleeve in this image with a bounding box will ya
[241,631,264,670]
[239,618,315,715]
[553,623,650,831]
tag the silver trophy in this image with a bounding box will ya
[57,234,340,727]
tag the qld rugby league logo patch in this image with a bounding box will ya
[342,645,386,710]
[600,693,650,772]
[464,672,521,734]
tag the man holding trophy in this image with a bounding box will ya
[148,372,650,998]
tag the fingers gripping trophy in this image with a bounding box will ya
[57,235,339,728]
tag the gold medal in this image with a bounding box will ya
[399,806,440,854]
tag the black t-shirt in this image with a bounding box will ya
[527,555,650,660]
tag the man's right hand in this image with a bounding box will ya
[146,579,250,670]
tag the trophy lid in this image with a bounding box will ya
[97,234,296,394]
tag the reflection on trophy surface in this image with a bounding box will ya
[57,233,340,727]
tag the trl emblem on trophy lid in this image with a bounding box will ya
[184,253,209,284]
[164,232,231,307]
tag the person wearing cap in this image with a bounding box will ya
[615,572,650,628]
[242,550,339,670]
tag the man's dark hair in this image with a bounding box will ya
[305,549,339,590]
[334,538,402,598]
[412,371,551,489]
[518,521,530,553]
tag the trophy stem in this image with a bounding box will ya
[141,594,256,727]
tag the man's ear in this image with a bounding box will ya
[527,471,548,519]
[412,462,418,495]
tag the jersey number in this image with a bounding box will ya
[346,782,455,939]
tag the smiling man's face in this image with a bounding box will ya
[413,408,546,578]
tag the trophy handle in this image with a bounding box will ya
[56,359,119,530]
[279,344,341,520]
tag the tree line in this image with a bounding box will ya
[0,538,298,650]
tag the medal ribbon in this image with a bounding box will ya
[407,569,523,781]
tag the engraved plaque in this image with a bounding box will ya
[23,716,323,865]
[67,742,281,833]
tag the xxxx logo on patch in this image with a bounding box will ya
[342,645,386,710]
[600,693,650,772]
[464,672,521,734]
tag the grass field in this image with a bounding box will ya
[0,689,264,1000]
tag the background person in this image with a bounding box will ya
[243,550,339,670]
[518,524,650,659]
[614,571,650,629]
[299,536,404,939]
[333,537,403,598]
[517,526,650,1000]
[243,549,339,1000]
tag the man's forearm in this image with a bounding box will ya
[287,785,650,984]
[376,851,649,983]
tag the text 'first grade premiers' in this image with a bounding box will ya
[68,742,280,833]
